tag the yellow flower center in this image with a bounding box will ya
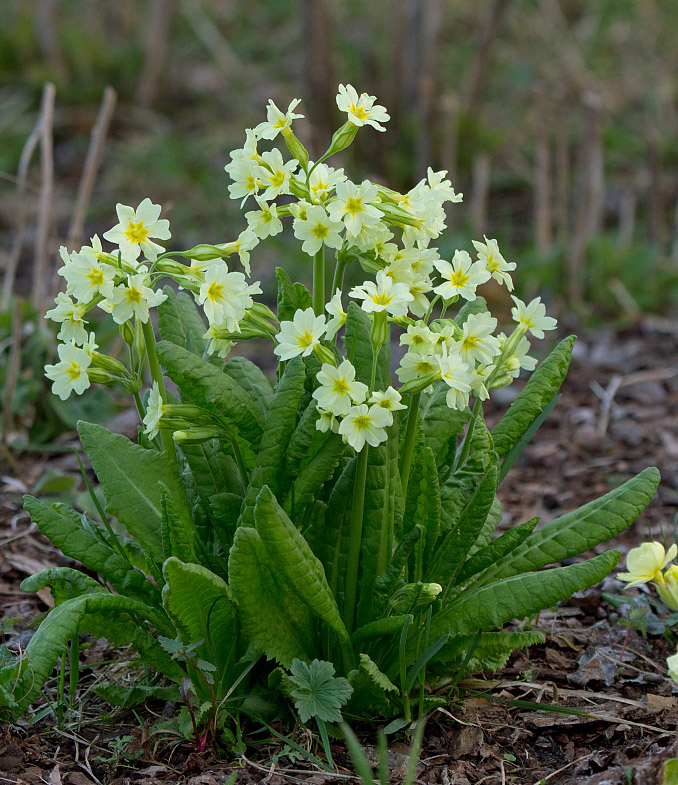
[87,268,104,286]
[125,221,149,244]
[312,223,329,239]
[371,292,393,306]
[207,282,224,303]
[246,175,257,191]
[297,330,315,348]
[345,197,363,216]
[332,378,350,395]
[416,361,435,374]
[351,105,369,121]
[66,362,82,381]
[449,270,470,287]
[353,414,371,430]
[270,170,286,188]
[485,253,498,272]
[125,286,143,304]
[462,335,479,352]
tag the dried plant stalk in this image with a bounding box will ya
[66,86,117,251]
[29,82,56,310]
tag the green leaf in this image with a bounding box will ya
[156,341,263,445]
[22,497,160,607]
[161,558,239,697]
[276,267,312,322]
[94,682,180,707]
[498,394,560,483]
[11,593,174,714]
[454,296,488,326]
[434,630,546,670]
[468,468,660,588]
[258,357,306,493]
[254,486,349,643]
[357,424,402,628]
[491,336,575,458]
[222,356,273,421]
[157,287,207,356]
[404,447,440,579]
[229,526,318,666]
[160,482,197,562]
[77,422,193,566]
[322,457,356,606]
[288,658,353,723]
[343,302,390,388]
[358,653,398,693]
[372,525,423,616]
[428,551,620,642]
[431,464,499,593]
[350,615,412,646]
[284,433,344,520]
[455,517,540,586]
[421,384,469,470]
[21,568,105,605]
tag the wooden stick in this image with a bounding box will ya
[137,0,173,106]
[533,86,552,254]
[30,82,56,310]
[554,116,569,247]
[66,86,117,251]
[618,187,636,250]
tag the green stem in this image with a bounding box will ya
[69,636,79,707]
[229,434,250,493]
[312,246,325,316]
[454,397,481,471]
[343,445,369,633]
[133,390,145,423]
[399,392,421,493]
[331,254,346,295]
[142,318,177,464]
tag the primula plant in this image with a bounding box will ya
[1,85,660,740]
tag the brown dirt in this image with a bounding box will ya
[1,320,677,784]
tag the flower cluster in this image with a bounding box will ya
[44,83,558,453]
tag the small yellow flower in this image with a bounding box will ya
[618,542,677,587]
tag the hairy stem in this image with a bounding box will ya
[141,318,177,463]
[312,246,325,316]
[343,445,369,633]
[454,397,481,471]
[331,253,346,295]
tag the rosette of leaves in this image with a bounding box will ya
[3,283,660,732]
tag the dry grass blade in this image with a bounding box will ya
[66,86,117,251]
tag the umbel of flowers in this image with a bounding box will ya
[47,84,556,467]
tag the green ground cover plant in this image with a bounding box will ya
[0,86,660,751]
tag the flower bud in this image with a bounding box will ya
[172,427,221,444]
[370,310,388,354]
[323,121,359,159]
[398,370,440,395]
[312,343,336,366]
[289,178,310,200]
[178,243,229,262]
[155,259,187,275]
[134,319,146,359]
[249,301,279,323]
[119,322,135,346]
[91,352,128,375]
[87,368,117,385]
[377,202,422,228]
[281,127,309,171]
[657,565,678,611]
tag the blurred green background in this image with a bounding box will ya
[2,0,678,314]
